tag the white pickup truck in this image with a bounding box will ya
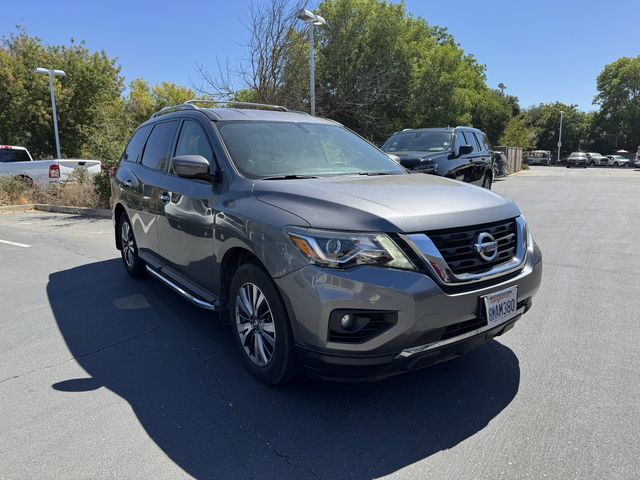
[0,145,102,186]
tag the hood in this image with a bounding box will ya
[390,150,444,160]
[253,174,520,232]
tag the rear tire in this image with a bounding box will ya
[15,175,33,187]
[229,262,300,385]
[118,212,146,278]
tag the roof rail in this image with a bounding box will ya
[185,99,289,112]
[150,104,198,118]
[150,99,293,120]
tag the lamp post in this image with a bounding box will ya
[498,82,507,95]
[34,68,66,159]
[296,9,327,116]
[557,110,565,163]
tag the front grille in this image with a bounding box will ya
[426,219,518,275]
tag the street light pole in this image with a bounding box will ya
[557,110,565,163]
[498,82,507,96]
[309,21,316,116]
[296,9,327,116]
[34,68,66,159]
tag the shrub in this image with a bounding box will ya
[0,177,32,205]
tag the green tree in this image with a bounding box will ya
[0,28,125,159]
[593,56,640,149]
[499,115,536,147]
[125,79,195,126]
[522,102,591,155]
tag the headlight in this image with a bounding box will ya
[285,227,415,270]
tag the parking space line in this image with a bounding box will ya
[0,239,31,248]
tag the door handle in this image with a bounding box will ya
[159,192,170,204]
[123,179,133,187]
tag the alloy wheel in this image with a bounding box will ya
[120,220,135,268]
[235,282,276,366]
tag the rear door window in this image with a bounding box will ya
[0,149,31,162]
[475,132,491,152]
[122,125,152,163]
[140,121,179,171]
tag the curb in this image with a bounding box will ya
[0,204,34,214]
[33,204,111,218]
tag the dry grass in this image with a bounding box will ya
[0,170,106,209]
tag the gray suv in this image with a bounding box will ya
[111,101,542,385]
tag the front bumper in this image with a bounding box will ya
[275,243,542,379]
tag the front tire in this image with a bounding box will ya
[118,212,146,278]
[229,262,299,385]
[482,174,492,190]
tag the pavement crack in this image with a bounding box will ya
[0,321,174,386]
[183,333,321,479]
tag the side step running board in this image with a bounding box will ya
[146,266,217,311]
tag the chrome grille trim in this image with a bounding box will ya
[400,216,528,286]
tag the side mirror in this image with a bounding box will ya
[457,145,473,157]
[387,153,401,163]
[171,155,217,181]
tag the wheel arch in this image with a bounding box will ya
[219,247,265,312]
[113,203,127,250]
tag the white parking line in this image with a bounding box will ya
[0,239,31,248]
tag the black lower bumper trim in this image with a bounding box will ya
[298,315,521,382]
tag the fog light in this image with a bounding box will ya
[340,314,354,328]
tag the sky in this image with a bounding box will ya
[2,0,639,112]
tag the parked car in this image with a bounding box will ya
[566,152,588,168]
[605,155,630,167]
[523,150,551,166]
[586,152,608,166]
[494,151,509,177]
[636,147,640,168]
[0,145,101,186]
[380,127,494,189]
[111,101,542,385]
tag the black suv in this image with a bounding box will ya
[381,127,494,189]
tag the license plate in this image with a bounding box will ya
[483,286,518,328]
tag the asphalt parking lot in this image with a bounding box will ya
[1,166,639,479]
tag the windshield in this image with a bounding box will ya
[217,121,406,179]
[0,149,31,163]
[381,130,452,153]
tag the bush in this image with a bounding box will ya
[93,173,112,207]
[0,170,106,209]
[0,177,32,205]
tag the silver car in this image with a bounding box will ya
[111,101,543,385]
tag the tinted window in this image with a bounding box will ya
[381,131,452,153]
[0,149,31,162]
[453,132,466,152]
[174,121,214,162]
[218,121,405,179]
[122,125,152,163]
[474,132,490,152]
[140,121,179,171]
[461,131,478,152]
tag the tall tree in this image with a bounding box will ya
[522,102,591,154]
[196,0,308,109]
[0,28,124,159]
[593,56,640,149]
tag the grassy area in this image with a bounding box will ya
[0,171,107,209]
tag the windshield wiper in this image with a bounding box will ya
[357,172,395,176]
[260,174,320,180]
